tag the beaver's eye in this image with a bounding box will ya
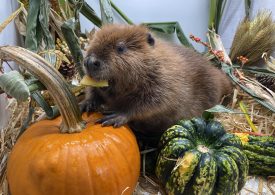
[116,42,126,54]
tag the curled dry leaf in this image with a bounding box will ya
[262,53,275,72]
[14,6,28,36]
[245,81,275,107]
[80,75,109,87]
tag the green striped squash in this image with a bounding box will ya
[234,133,275,176]
[155,118,249,195]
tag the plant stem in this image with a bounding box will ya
[110,1,134,25]
[0,46,85,133]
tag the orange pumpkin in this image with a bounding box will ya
[7,113,140,195]
[0,46,140,195]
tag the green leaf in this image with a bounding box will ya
[61,18,84,77]
[25,0,41,51]
[240,65,275,76]
[99,0,114,24]
[25,0,56,65]
[80,1,102,27]
[31,91,59,119]
[143,22,193,48]
[205,105,240,113]
[203,104,243,120]
[39,0,56,64]
[239,101,258,132]
[0,71,30,101]
[245,0,251,18]
[209,0,227,32]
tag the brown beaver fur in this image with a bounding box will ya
[80,24,232,133]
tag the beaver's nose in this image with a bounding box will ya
[84,56,101,69]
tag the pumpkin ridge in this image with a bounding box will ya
[104,131,138,194]
[61,141,69,195]
[102,137,125,194]
[82,144,95,195]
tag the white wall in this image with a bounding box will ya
[0,0,20,129]
[80,0,211,52]
[81,0,275,53]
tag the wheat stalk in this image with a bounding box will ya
[229,10,275,66]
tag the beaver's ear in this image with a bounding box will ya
[147,33,155,46]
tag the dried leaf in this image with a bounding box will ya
[0,0,24,33]
[245,82,275,107]
[39,50,70,70]
[207,29,232,65]
[222,63,275,112]
[49,9,65,41]
[86,27,97,42]
[262,53,275,72]
[0,71,30,102]
[57,0,74,20]
[14,7,28,36]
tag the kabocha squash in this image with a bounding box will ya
[1,46,140,195]
[155,118,249,195]
[234,133,275,176]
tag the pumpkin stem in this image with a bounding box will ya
[0,46,85,133]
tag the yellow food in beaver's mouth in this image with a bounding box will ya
[80,75,109,87]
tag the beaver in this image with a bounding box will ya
[80,24,232,133]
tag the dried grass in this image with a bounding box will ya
[229,11,275,66]
[215,87,275,135]
[0,99,43,195]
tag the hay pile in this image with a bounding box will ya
[0,98,43,195]
[216,88,275,135]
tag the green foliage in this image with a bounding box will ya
[209,0,227,32]
[80,1,102,27]
[0,71,30,102]
[61,19,85,77]
[25,0,56,65]
[99,0,114,24]
[143,22,193,48]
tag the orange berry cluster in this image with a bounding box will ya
[189,34,210,48]
[189,34,201,42]
[237,56,249,65]
[212,50,225,62]
[189,34,225,62]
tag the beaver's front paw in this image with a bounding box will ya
[79,99,98,114]
[96,113,129,128]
